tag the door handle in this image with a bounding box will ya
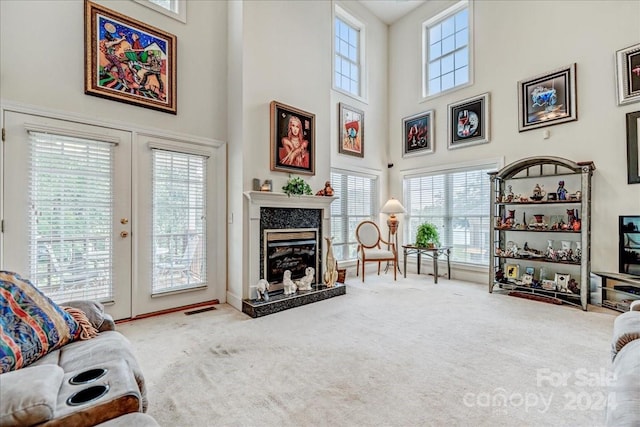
[120,231,129,238]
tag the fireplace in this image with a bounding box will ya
[264,228,319,292]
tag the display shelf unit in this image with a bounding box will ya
[488,156,595,310]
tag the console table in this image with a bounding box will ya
[402,245,451,283]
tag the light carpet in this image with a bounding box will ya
[117,272,617,427]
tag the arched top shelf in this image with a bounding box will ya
[488,156,596,180]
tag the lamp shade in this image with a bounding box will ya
[380,198,406,215]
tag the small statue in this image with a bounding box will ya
[255,279,270,301]
[557,180,567,200]
[323,237,339,287]
[531,184,545,200]
[567,278,580,295]
[282,270,297,295]
[295,267,315,291]
[315,181,335,196]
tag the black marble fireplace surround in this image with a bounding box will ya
[260,207,323,287]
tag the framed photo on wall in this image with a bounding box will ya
[270,101,315,176]
[505,264,519,280]
[84,0,177,114]
[616,43,640,106]
[338,103,364,158]
[517,63,577,132]
[447,92,490,149]
[402,110,434,158]
[627,111,640,184]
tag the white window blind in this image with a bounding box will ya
[330,170,377,261]
[28,131,114,303]
[404,165,493,265]
[423,1,470,97]
[334,12,362,97]
[152,149,207,293]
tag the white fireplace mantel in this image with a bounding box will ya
[243,191,337,219]
[243,191,338,300]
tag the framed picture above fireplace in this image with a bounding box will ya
[270,101,315,176]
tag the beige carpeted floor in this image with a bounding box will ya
[117,271,617,427]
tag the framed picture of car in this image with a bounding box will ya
[518,63,577,132]
[402,110,434,157]
[447,93,490,149]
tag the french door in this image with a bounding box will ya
[2,112,133,319]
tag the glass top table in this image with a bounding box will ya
[402,245,451,283]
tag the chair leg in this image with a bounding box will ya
[356,260,360,276]
[361,261,365,282]
[377,262,381,275]
[394,259,397,281]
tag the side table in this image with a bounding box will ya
[402,245,451,284]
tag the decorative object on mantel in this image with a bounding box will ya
[255,279,270,301]
[282,176,312,196]
[315,181,334,196]
[295,267,314,291]
[323,237,338,287]
[282,270,297,295]
[260,180,272,192]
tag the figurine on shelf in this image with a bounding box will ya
[315,181,335,196]
[531,184,546,201]
[557,180,568,200]
[505,185,515,202]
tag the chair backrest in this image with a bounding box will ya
[181,235,200,264]
[356,221,382,249]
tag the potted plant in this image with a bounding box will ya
[282,176,312,196]
[415,222,440,248]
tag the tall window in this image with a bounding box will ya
[152,149,207,293]
[330,170,378,261]
[403,163,495,266]
[423,0,470,97]
[28,132,114,302]
[334,6,364,98]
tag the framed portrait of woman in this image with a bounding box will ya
[270,101,315,175]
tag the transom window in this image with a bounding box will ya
[334,6,364,98]
[330,169,378,261]
[403,162,497,266]
[423,0,470,97]
[134,0,186,23]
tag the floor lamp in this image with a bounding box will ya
[380,198,406,273]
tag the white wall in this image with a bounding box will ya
[389,0,640,276]
[0,0,227,140]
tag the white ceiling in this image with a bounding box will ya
[358,0,427,25]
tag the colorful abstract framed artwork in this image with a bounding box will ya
[85,0,177,114]
[338,103,364,158]
[270,101,316,176]
[402,110,434,158]
[517,63,577,132]
[627,111,640,184]
[616,43,640,106]
[447,92,490,149]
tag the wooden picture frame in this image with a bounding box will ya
[447,93,490,149]
[517,63,577,132]
[270,101,315,176]
[84,0,177,114]
[627,111,640,184]
[616,43,640,106]
[403,110,434,158]
[338,103,364,158]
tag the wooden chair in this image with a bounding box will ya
[355,220,397,282]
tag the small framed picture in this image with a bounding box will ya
[505,264,519,280]
[626,111,640,184]
[547,193,557,201]
[616,43,640,106]
[555,273,570,292]
[517,63,577,132]
[448,92,490,149]
[402,110,434,158]
[339,103,364,158]
[524,266,535,276]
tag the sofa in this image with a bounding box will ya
[0,271,157,426]
[607,299,640,426]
